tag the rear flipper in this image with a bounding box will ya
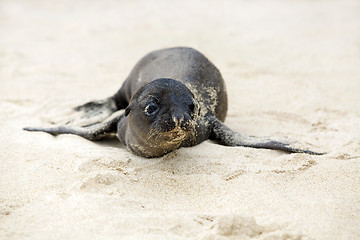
[210,117,324,155]
[63,97,119,127]
[24,111,124,141]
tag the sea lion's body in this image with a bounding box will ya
[24,47,323,157]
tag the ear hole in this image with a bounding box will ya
[125,106,131,116]
[125,102,135,116]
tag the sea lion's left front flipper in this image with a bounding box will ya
[209,117,324,155]
[24,111,124,141]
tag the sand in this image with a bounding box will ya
[1,0,359,239]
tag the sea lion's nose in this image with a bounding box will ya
[172,115,183,126]
[171,112,191,130]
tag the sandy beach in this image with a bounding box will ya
[1,0,359,239]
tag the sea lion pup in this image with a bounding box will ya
[24,47,324,157]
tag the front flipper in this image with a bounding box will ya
[24,111,124,141]
[210,117,324,155]
[62,97,119,127]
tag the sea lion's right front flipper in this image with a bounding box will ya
[24,111,124,141]
[209,117,324,155]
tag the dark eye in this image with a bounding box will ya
[144,102,159,116]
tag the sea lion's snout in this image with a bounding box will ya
[158,113,192,144]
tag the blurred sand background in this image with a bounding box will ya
[1,0,359,239]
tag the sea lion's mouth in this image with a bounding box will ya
[146,117,197,150]
[160,126,189,142]
[147,123,193,145]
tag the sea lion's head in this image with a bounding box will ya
[123,78,198,157]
